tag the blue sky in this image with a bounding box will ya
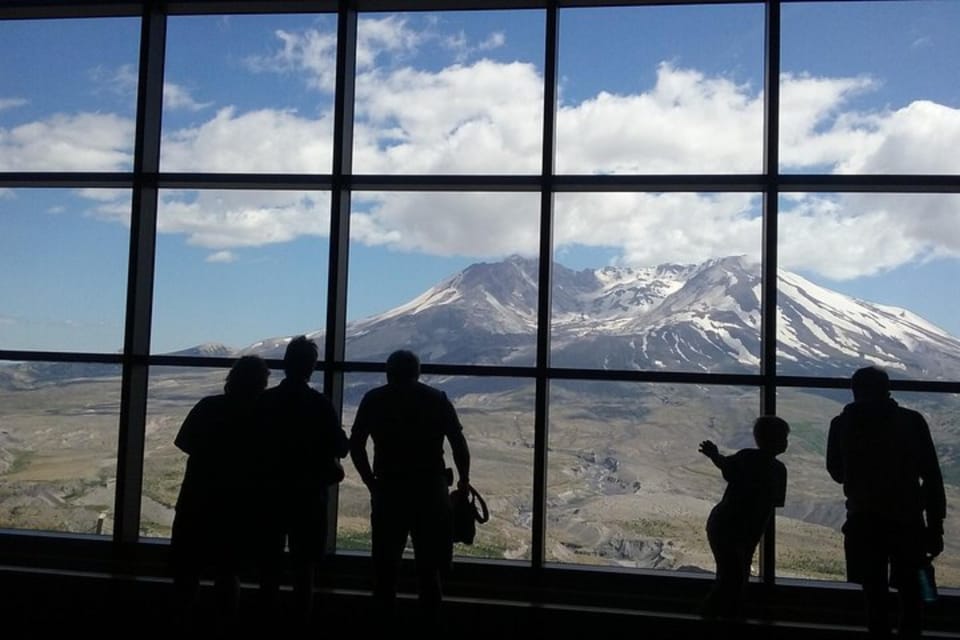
[1,3,960,354]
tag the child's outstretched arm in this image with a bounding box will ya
[698,440,725,470]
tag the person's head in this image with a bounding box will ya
[224,355,270,397]
[851,366,891,402]
[283,335,319,381]
[386,349,420,384]
[753,415,790,455]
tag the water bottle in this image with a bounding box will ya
[918,561,937,604]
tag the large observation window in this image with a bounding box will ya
[1,1,958,595]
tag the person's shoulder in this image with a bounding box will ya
[361,384,392,402]
[410,381,448,401]
[895,404,925,421]
[830,403,856,425]
[259,383,283,398]
[195,394,228,412]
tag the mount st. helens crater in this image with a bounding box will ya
[4,255,960,389]
[239,255,960,380]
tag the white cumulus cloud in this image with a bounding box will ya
[5,19,960,285]
[206,250,237,263]
[0,112,134,171]
[0,97,28,111]
[164,82,213,112]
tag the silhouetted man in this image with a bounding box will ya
[350,350,471,631]
[257,336,348,625]
[827,366,945,639]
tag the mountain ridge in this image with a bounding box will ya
[244,255,960,380]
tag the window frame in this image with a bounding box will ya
[1,0,959,597]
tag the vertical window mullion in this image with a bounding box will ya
[323,2,358,553]
[759,0,781,586]
[532,1,559,574]
[115,3,166,545]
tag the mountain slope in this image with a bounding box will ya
[329,255,960,379]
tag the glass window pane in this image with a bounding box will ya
[346,192,540,366]
[547,381,760,572]
[142,365,247,538]
[0,362,120,535]
[152,189,330,356]
[142,366,217,538]
[557,4,763,174]
[781,1,960,175]
[0,18,139,171]
[339,372,534,562]
[775,387,847,581]
[899,391,960,589]
[0,189,130,353]
[553,193,763,373]
[352,11,544,175]
[777,388,960,589]
[161,14,336,173]
[777,193,960,381]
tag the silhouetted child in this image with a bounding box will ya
[698,416,789,618]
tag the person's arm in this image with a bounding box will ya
[320,395,349,458]
[174,397,209,456]
[826,417,845,484]
[698,440,728,474]
[442,393,471,489]
[774,463,787,508]
[916,414,946,556]
[349,397,376,491]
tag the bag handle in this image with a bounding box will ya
[468,485,490,524]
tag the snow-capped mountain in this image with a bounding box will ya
[254,254,960,379]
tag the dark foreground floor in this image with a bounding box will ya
[3,565,959,640]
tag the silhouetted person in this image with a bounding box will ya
[350,350,471,633]
[698,416,789,619]
[171,355,270,631]
[827,366,946,639]
[256,336,348,626]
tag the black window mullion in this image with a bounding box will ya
[531,1,559,574]
[323,1,358,553]
[115,2,166,546]
[759,0,781,586]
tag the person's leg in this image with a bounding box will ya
[845,515,891,638]
[891,522,925,640]
[702,516,743,619]
[409,477,452,630]
[371,486,409,626]
[170,514,202,626]
[287,503,326,626]
[256,524,285,622]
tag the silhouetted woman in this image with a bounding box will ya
[170,355,270,630]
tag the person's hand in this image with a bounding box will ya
[457,477,471,492]
[925,522,945,558]
[699,440,719,460]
